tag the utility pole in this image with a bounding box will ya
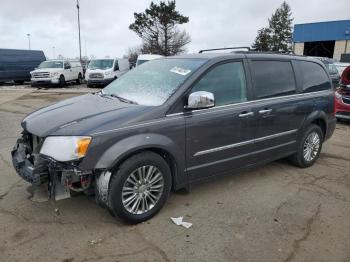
[27,34,31,49]
[77,0,82,62]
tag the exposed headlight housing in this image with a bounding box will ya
[40,136,92,162]
[335,91,342,99]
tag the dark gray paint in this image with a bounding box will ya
[19,53,336,190]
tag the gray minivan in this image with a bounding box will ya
[12,51,336,223]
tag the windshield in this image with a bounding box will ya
[38,61,63,69]
[136,60,148,66]
[326,63,339,75]
[88,59,114,70]
[103,58,206,106]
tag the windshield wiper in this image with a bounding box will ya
[109,94,138,105]
[99,92,137,104]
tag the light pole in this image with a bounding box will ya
[52,46,55,59]
[27,34,31,50]
[76,0,82,62]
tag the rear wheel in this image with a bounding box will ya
[289,124,323,168]
[59,75,65,88]
[14,80,24,84]
[108,151,172,223]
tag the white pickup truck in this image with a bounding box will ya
[30,60,83,87]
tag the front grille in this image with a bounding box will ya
[32,72,50,78]
[89,73,103,79]
[342,96,350,105]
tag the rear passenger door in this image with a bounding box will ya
[248,59,305,161]
[185,60,256,181]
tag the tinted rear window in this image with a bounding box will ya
[297,61,331,92]
[251,60,296,99]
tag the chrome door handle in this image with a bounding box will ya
[259,109,272,114]
[238,112,254,118]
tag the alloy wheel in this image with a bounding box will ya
[122,165,164,215]
[303,131,320,162]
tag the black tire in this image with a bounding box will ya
[289,124,323,168]
[87,84,93,88]
[14,80,24,84]
[108,151,172,224]
[76,73,82,85]
[59,75,65,88]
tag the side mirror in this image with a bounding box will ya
[64,65,71,69]
[114,65,119,71]
[186,91,215,110]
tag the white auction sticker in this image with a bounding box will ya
[170,67,191,76]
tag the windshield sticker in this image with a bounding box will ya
[170,67,191,76]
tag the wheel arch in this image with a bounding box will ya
[301,110,328,139]
[92,134,187,191]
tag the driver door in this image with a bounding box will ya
[185,60,256,181]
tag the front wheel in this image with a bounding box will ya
[108,151,172,223]
[59,75,65,88]
[289,124,323,168]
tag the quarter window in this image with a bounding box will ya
[297,61,331,92]
[251,60,296,99]
[191,62,247,106]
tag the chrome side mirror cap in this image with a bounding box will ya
[186,91,215,110]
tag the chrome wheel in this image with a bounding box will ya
[122,165,164,215]
[303,132,320,162]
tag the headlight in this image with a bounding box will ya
[40,136,92,162]
[51,72,59,77]
[104,71,112,76]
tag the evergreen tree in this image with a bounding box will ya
[252,1,293,52]
[252,28,271,51]
[129,1,191,56]
[268,1,293,52]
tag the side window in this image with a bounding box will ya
[191,62,247,106]
[64,62,70,69]
[251,60,296,99]
[114,61,119,71]
[297,61,331,92]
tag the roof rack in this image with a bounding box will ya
[198,47,252,53]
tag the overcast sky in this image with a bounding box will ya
[0,0,348,59]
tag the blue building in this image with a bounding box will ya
[293,20,350,62]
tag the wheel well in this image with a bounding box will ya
[111,148,178,191]
[311,118,327,138]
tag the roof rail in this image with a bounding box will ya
[198,47,251,53]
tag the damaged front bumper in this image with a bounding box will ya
[11,136,94,200]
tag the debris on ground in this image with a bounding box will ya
[88,238,103,246]
[54,208,60,216]
[170,216,192,229]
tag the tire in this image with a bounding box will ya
[108,151,172,223]
[59,75,65,88]
[289,124,323,168]
[76,73,82,85]
[87,84,93,88]
[14,80,24,84]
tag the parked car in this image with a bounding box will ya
[334,62,350,76]
[136,54,163,66]
[30,60,83,87]
[12,51,336,223]
[335,65,350,121]
[310,56,340,88]
[0,48,45,84]
[85,58,129,88]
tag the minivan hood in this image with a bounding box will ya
[22,93,153,137]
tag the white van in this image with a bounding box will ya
[136,54,163,66]
[85,58,129,87]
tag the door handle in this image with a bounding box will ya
[238,111,254,118]
[259,109,272,114]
